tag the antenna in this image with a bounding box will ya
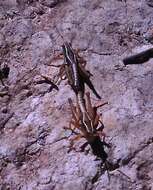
[54,24,73,45]
[54,25,65,42]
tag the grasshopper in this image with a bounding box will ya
[65,94,131,181]
[49,26,101,98]
[60,42,101,99]
[65,92,109,162]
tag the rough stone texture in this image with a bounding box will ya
[0,0,153,189]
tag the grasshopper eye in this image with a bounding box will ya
[68,42,72,47]
[62,44,65,50]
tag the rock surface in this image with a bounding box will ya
[0,0,153,189]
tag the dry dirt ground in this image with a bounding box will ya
[0,0,153,189]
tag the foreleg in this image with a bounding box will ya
[68,134,84,152]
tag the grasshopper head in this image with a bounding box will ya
[62,42,76,64]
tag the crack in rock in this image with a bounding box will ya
[121,137,153,166]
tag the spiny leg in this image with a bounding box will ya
[64,124,79,136]
[37,74,59,91]
[95,119,104,131]
[65,65,75,87]
[93,114,100,129]
[80,141,89,152]
[77,93,94,132]
[73,49,93,79]
[82,111,94,133]
[69,120,80,132]
[50,53,63,63]
[85,92,95,120]
[75,49,87,68]
[94,101,108,109]
[94,119,106,141]
[53,64,67,84]
[68,98,84,133]
[68,98,79,122]
[68,134,84,152]
[85,92,106,133]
